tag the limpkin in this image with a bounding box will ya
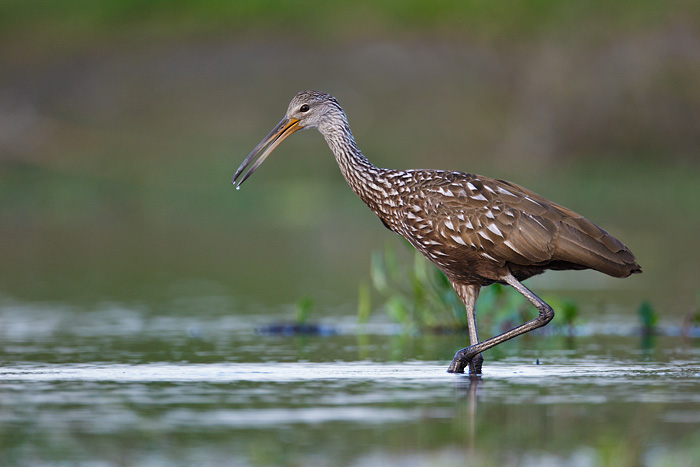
[233,90,641,374]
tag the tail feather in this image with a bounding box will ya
[554,217,641,278]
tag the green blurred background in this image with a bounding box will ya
[1,0,699,317]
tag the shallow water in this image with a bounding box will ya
[1,302,699,466]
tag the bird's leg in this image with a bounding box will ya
[447,273,554,374]
[453,284,483,375]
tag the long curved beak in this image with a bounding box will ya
[232,116,302,189]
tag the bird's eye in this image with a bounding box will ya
[300,104,310,112]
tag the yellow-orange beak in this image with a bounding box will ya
[232,117,302,189]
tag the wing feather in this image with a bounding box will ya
[398,171,640,278]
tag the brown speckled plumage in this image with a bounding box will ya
[234,90,641,374]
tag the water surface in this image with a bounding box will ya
[1,302,698,466]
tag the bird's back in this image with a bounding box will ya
[370,169,641,285]
[487,177,641,278]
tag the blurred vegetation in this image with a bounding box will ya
[366,242,579,334]
[682,291,700,339]
[294,295,314,325]
[637,300,659,335]
[2,0,696,44]
[368,242,467,331]
[0,0,699,315]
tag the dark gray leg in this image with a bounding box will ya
[453,283,483,374]
[448,273,554,373]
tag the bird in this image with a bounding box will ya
[233,90,641,374]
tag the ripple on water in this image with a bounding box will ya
[1,359,699,431]
[0,358,696,388]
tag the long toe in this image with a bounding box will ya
[447,346,484,374]
[469,353,484,375]
[447,349,470,373]
[447,357,467,373]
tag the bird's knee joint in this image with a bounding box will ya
[539,305,554,324]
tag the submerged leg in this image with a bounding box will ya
[453,283,483,374]
[447,273,554,374]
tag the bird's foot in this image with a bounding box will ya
[447,348,483,374]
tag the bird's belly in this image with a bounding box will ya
[398,223,551,286]
[406,239,509,287]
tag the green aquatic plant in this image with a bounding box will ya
[357,283,372,327]
[367,242,464,331]
[295,295,314,325]
[542,295,580,336]
[637,300,658,335]
[364,242,557,333]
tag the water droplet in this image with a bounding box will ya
[236,185,241,191]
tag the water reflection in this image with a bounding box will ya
[1,357,696,396]
[0,302,699,465]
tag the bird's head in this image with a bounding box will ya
[233,90,343,188]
